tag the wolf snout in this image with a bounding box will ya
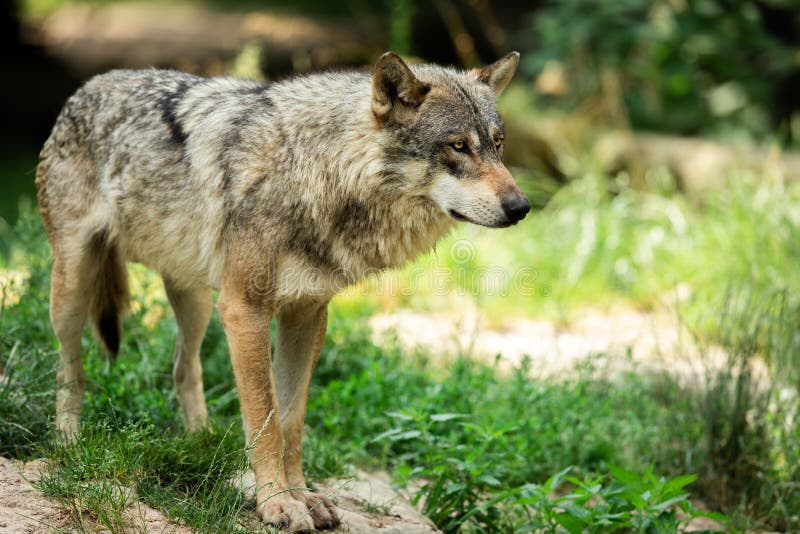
[501,194,531,224]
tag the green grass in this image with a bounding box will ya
[0,151,38,262]
[1,167,799,531]
[37,421,257,532]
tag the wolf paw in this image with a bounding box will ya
[259,494,315,532]
[294,490,340,530]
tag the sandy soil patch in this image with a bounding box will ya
[0,457,194,533]
[0,457,439,533]
[0,457,69,533]
[370,305,766,381]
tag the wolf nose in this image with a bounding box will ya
[502,195,531,223]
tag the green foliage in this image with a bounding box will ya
[685,288,800,529]
[0,152,38,261]
[0,211,58,457]
[516,466,729,533]
[0,206,796,531]
[521,0,799,140]
[388,0,415,56]
[0,332,55,457]
[372,404,732,532]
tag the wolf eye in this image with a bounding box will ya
[494,137,504,148]
[451,140,468,153]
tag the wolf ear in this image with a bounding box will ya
[372,52,430,122]
[470,51,520,95]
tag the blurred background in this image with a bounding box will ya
[2,1,800,532]
[3,0,800,231]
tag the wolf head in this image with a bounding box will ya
[373,52,530,228]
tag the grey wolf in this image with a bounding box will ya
[36,51,529,531]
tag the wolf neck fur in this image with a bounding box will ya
[236,73,455,278]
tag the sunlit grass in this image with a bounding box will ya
[0,193,798,531]
[1,168,799,530]
[353,170,800,340]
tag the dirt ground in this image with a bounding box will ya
[0,457,196,533]
[370,304,764,381]
[0,457,68,533]
[0,457,439,533]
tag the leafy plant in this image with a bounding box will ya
[520,0,799,141]
[376,408,729,533]
[515,465,728,533]
[376,410,514,531]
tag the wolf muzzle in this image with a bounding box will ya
[501,194,531,224]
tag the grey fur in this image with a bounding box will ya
[36,52,528,530]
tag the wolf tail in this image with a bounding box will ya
[89,237,129,359]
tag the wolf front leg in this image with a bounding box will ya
[274,298,339,529]
[216,285,314,531]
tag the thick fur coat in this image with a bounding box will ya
[36,52,529,530]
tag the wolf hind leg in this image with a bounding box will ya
[51,245,96,438]
[52,223,129,437]
[164,280,212,431]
